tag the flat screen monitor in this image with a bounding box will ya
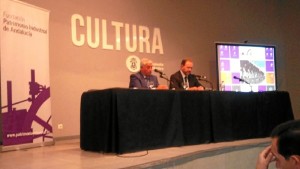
[216,42,277,92]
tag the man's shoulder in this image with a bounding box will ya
[189,74,197,78]
[150,74,158,79]
[131,72,142,78]
[171,71,181,77]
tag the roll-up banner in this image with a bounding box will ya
[0,0,53,151]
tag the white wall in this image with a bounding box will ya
[15,0,300,138]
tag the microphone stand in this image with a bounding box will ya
[234,76,253,92]
[197,77,213,91]
[238,78,253,92]
[154,71,175,89]
[159,74,172,86]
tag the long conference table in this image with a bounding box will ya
[80,88,294,154]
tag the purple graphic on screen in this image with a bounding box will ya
[265,48,274,60]
[266,61,274,71]
[220,60,230,71]
[232,73,240,84]
[1,69,53,146]
[225,85,232,91]
[230,46,239,58]
[258,86,267,92]
[219,45,230,58]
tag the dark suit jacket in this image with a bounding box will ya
[129,72,159,89]
[169,71,202,90]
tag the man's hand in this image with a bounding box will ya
[256,146,275,169]
[197,86,205,91]
[156,85,168,90]
[187,86,204,91]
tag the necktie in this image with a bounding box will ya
[184,76,189,88]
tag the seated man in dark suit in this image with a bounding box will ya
[129,58,167,89]
[170,58,204,90]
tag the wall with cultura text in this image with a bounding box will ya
[15,0,300,138]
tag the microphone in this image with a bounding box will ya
[154,69,165,75]
[233,76,252,91]
[233,76,249,84]
[195,74,207,79]
[233,76,244,82]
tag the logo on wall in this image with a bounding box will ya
[126,55,140,73]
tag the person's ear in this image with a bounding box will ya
[290,155,300,168]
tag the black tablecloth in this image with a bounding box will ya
[80,88,294,154]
